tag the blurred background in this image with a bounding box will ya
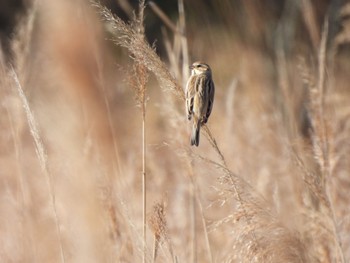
[1,0,350,262]
[0,0,344,56]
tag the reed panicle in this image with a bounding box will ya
[1,0,350,262]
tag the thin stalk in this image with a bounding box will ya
[195,192,213,263]
[10,66,65,263]
[152,234,156,263]
[136,2,148,261]
[301,0,320,51]
[187,160,213,263]
[178,0,189,88]
[6,102,38,262]
[318,18,328,184]
[189,177,196,263]
[318,19,345,263]
[142,105,147,263]
[149,2,182,35]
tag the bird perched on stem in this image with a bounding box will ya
[185,62,215,146]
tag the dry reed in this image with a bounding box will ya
[1,0,350,262]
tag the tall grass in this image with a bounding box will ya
[1,0,350,262]
[10,66,66,263]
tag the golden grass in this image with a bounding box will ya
[1,0,350,262]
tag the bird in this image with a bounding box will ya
[185,61,215,146]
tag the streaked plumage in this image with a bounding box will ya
[185,62,215,146]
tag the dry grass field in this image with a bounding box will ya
[1,0,350,262]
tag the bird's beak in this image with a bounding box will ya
[189,65,194,70]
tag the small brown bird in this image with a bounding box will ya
[185,62,215,146]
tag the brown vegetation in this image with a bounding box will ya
[1,0,350,262]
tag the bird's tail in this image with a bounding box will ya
[191,119,201,147]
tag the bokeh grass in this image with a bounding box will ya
[1,0,350,262]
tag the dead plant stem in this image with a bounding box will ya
[10,66,66,263]
[142,102,147,263]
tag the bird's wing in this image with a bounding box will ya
[205,77,215,121]
[186,75,197,117]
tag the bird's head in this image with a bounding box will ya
[190,61,211,75]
